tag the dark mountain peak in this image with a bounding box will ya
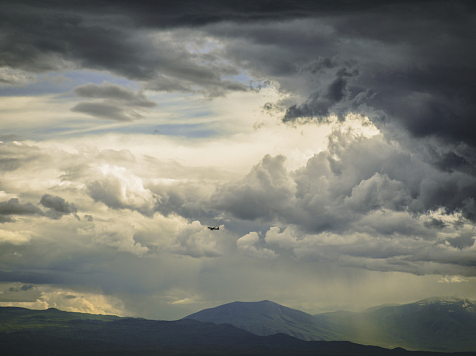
[216,299,278,307]
[184,300,343,341]
[185,300,314,322]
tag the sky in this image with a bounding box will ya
[0,0,476,320]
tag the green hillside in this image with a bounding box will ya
[0,307,119,335]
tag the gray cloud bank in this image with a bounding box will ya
[2,128,475,277]
[211,130,476,276]
[1,0,476,313]
[2,1,475,156]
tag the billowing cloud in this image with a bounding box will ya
[169,221,223,258]
[40,194,78,220]
[237,231,277,259]
[87,164,156,216]
[93,223,148,255]
[211,154,295,221]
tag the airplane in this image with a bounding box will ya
[208,226,219,231]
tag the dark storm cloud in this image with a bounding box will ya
[283,65,360,123]
[168,1,476,165]
[3,0,475,137]
[4,0,470,103]
[2,1,434,30]
[39,194,78,220]
[446,234,475,250]
[261,1,476,162]
[0,198,44,221]
[0,1,250,96]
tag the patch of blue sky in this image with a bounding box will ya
[0,75,72,97]
[151,123,217,138]
[64,70,138,89]
[223,71,253,83]
[65,122,219,139]
[10,119,93,141]
[222,71,270,91]
[177,109,215,120]
[0,70,138,97]
[145,92,216,121]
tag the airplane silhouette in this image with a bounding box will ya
[208,226,219,231]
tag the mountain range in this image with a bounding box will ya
[184,297,476,352]
[0,306,429,356]
[1,297,476,355]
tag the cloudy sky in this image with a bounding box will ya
[1,0,476,320]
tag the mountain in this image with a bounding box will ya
[184,297,476,352]
[184,300,344,341]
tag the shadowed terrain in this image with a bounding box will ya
[3,305,476,356]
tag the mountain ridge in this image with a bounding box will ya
[184,297,476,352]
[3,305,463,356]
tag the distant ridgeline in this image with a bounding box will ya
[184,297,476,353]
[0,298,475,355]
